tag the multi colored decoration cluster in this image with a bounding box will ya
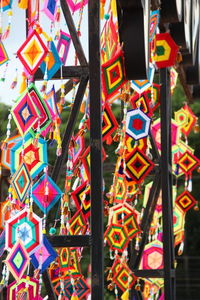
[0,1,199,300]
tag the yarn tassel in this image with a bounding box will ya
[40,80,47,93]
[111,0,117,17]
[121,289,129,300]
[106,135,113,145]
[80,101,85,114]
[187,177,192,192]
[19,72,27,94]
[18,0,29,9]
[2,25,11,40]
[71,291,79,300]
[10,76,17,89]
[178,241,184,256]
[100,0,106,19]
[55,6,61,22]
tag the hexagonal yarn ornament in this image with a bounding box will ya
[0,134,22,170]
[10,132,48,179]
[17,30,48,75]
[126,108,151,141]
[173,204,185,236]
[140,240,163,270]
[154,33,179,68]
[7,276,39,300]
[5,207,42,255]
[104,223,129,253]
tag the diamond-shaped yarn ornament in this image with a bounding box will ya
[17,30,48,75]
[5,240,30,281]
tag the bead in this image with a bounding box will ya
[104,14,110,20]
[49,227,57,235]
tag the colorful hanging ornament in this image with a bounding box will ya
[58,247,70,273]
[112,173,128,204]
[7,276,39,300]
[42,0,58,21]
[57,30,71,65]
[10,132,48,179]
[126,108,151,141]
[172,141,194,177]
[149,10,160,42]
[131,64,155,94]
[54,276,90,299]
[151,118,180,152]
[102,48,127,100]
[174,107,189,129]
[0,41,9,66]
[45,85,60,121]
[180,104,197,136]
[154,33,179,68]
[0,0,13,11]
[17,30,48,75]
[146,83,161,112]
[175,191,197,212]
[71,181,90,219]
[0,134,22,170]
[32,173,62,214]
[120,213,141,240]
[71,131,85,167]
[102,103,118,142]
[173,204,185,236]
[69,209,87,235]
[113,263,136,292]
[130,92,152,117]
[5,207,42,255]
[108,202,139,225]
[125,147,154,183]
[104,223,130,252]
[11,91,40,137]
[11,162,32,203]
[5,240,30,281]
[41,40,63,80]
[28,83,53,136]
[30,235,57,273]
[178,151,200,175]
[140,240,163,270]
[0,230,5,257]
[101,14,118,62]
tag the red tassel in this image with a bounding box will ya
[106,135,113,145]
[55,7,61,22]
